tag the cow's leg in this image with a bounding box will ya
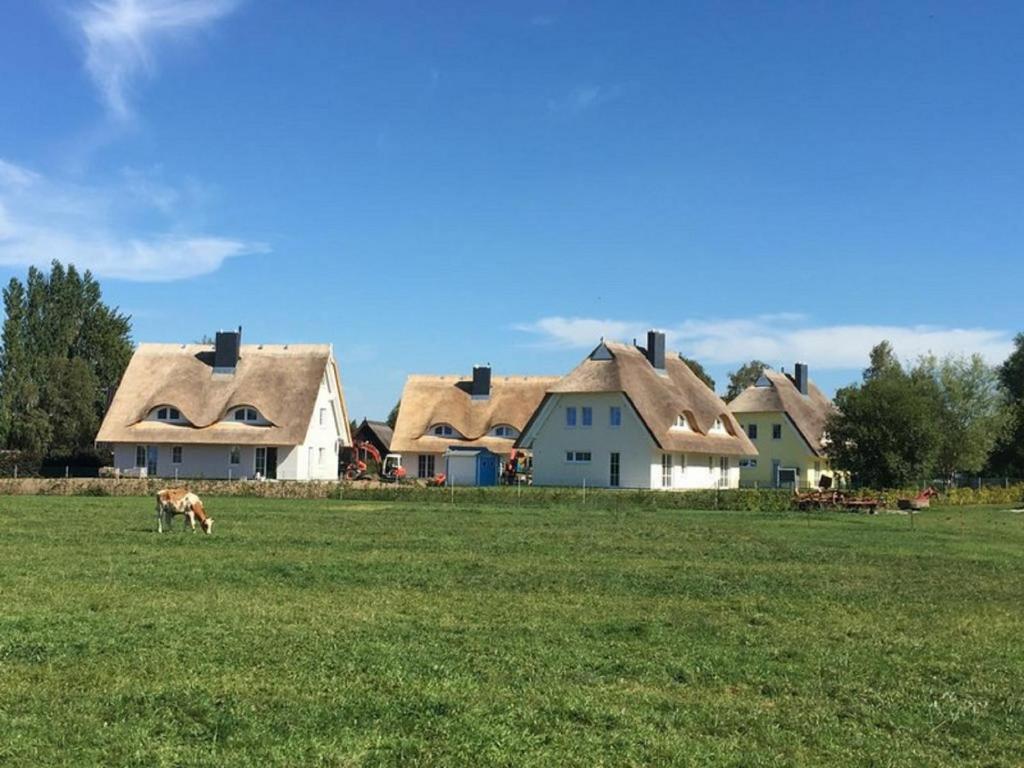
[186,509,197,532]
[156,505,164,533]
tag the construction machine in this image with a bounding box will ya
[343,440,406,482]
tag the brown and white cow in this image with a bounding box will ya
[155,488,213,534]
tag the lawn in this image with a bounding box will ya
[1,497,1022,767]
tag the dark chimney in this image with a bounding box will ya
[645,330,666,370]
[472,365,491,399]
[794,362,809,395]
[214,327,242,373]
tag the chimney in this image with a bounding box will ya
[472,364,491,399]
[645,330,666,371]
[794,362,809,395]
[213,326,242,373]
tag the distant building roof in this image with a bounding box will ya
[521,341,757,457]
[390,374,559,454]
[729,369,836,456]
[96,343,346,446]
[356,419,394,450]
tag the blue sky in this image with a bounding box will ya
[1,1,1021,420]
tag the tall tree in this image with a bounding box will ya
[826,342,942,487]
[988,333,1024,476]
[386,400,400,429]
[0,261,132,457]
[725,360,771,400]
[680,356,715,391]
[918,353,1007,484]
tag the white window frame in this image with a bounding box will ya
[565,451,591,463]
[135,446,146,468]
[172,446,182,465]
[661,454,673,488]
[747,423,758,440]
[318,447,325,465]
[229,446,241,465]
[610,452,620,487]
[432,424,454,437]
[609,406,621,428]
[418,454,435,478]
[772,423,783,440]
[319,408,326,427]
[581,407,592,428]
[565,407,577,428]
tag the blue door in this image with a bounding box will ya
[477,452,498,486]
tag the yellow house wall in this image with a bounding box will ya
[732,410,834,489]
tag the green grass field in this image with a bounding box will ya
[1,497,1023,767]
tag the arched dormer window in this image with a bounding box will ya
[672,414,694,431]
[491,424,519,438]
[710,415,733,435]
[149,405,185,423]
[429,423,459,438]
[230,406,267,424]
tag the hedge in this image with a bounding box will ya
[0,478,1021,512]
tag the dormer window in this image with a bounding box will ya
[710,417,727,434]
[431,424,456,437]
[672,414,693,431]
[492,425,519,438]
[149,406,185,423]
[232,407,261,423]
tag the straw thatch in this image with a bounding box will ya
[728,369,836,455]
[390,374,560,455]
[96,343,343,446]
[523,341,757,457]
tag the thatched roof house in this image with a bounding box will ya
[728,366,835,456]
[96,331,350,480]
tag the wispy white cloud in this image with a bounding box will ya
[0,158,264,281]
[75,0,242,120]
[516,315,1015,367]
[548,85,619,115]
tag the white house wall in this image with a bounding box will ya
[297,361,347,481]
[529,392,655,489]
[112,443,262,480]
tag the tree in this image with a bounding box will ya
[725,360,771,400]
[0,261,132,458]
[826,342,942,488]
[988,333,1024,476]
[917,354,1006,484]
[680,356,715,391]
[386,400,400,429]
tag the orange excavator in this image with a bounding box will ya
[343,440,406,482]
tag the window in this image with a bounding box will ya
[772,423,782,440]
[581,407,592,427]
[234,409,245,421]
[319,408,326,426]
[229,446,241,465]
[493,425,518,438]
[661,454,673,488]
[324,371,332,393]
[172,446,182,465]
[155,407,180,421]
[234,408,259,422]
[318,448,325,465]
[609,406,621,428]
[256,447,266,476]
[814,460,821,475]
[418,454,435,478]
[135,446,146,467]
[747,423,758,440]
[673,414,691,430]
[565,407,577,427]
[565,451,591,463]
[610,452,620,487]
[740,458,758,468]
[711,418,725,433]
[432,424,454,437]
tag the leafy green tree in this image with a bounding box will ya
[680,356,715,391]
[918,354,1007,484]
[988,333,1024,476]
[0,261,132,457]
[826,342,942,487]
[725,360,771,400]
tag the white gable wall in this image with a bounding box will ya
[527,392,655,489]
[297,362,347,480]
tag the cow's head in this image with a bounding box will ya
[201,518,214,534]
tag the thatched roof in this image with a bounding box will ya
[728,368,836,456]
[96,343,346,446]
[522,341,757,457]
[390,374,560,455]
